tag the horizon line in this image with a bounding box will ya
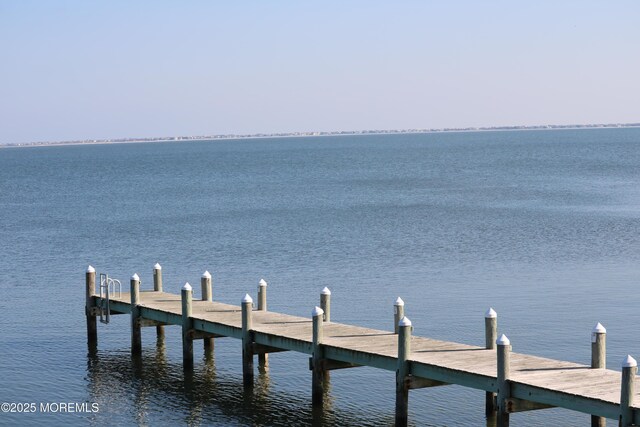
[3,121,640,148]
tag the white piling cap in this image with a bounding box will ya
[592,322,606,334]
[496,334,510,346]
[242,293,253,304]
[312,306,324,317]
[87,265,95,273]
[321,286,331,295]
[202,270,211,279]
[485,308,497,318]
[622,355,637,368]
[398,316,412,327]
[154,263,162,270]
[182,282,192,291]
[131,273,140,281]
[395,297,404,306]
[259,278,267,287]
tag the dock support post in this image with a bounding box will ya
[258,278,267,311]
[485,308,498,414]
[591,323,606,427]
[258,279,268,367]
[312,306,325,406]
[153,263,164,340]
[241,294,254,387]
[202,271,212,302]
[620,355,637,427]
[85,266,97,346]
[201,271,214,351]
[394,297,404,334]
[181,283,194,370]
[321,287,331,322]
[496,334,511,427]
[153,263,163,292]
[395,316,412,427]
[130,273,142,356]
[591,322,606,369]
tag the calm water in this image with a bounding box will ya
[1,129,639,426]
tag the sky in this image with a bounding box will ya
[1,1,639,144]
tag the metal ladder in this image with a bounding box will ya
[99,273,122,324]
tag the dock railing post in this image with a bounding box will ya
[130,273,142,356]
[201,271,214,352]
[496,334,511,427]
[620,355,637,427]
[202,271,212,302]
[485,308,498,349]
[257,279,268,367]
[394,297,404,334]
[591,323,606,427]
[153,263,165,340]
[591,322,606,369]
[86,266,97,346]
[241,294,254,386]
[320,287,331,322]
[181,283,194,370]
[258,279,267,311]
[485,308,498,414]
[153,263,163,292]
[312,306,325,406]
[395,316,412,427]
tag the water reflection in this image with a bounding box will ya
[311,372,336,427]
[85,341,394,426]
[86,333,508,426]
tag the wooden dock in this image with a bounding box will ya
[85,265,640,426]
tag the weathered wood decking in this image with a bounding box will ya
[86,270,640,426]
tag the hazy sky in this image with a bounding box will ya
[1,1,639,144]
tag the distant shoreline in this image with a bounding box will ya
[2,122,639,148]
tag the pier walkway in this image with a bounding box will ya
[85,266,639,426]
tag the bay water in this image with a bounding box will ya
[1,128,639,426]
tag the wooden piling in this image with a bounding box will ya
[130,273,142,356]
[201,271,214,351]
[321,287,331,322]
[153,263,165,339]
[485,308,498,414]
[153,263,163,292]
[591,322,606,369]
[258,279,267,311]
[85,266,97,345]
[318,290,331,389]
[181,283,194,370]
[395,316,412,427]
[620,355,637,427]
[241,293,254,386]
[201,270,212,302]
[258,279,268,367]
[591,323,606,427]
[312,306,325,406]
[485,308,497,349]
[496,334,511,427]
[394,297,404,334]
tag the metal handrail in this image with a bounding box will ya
[110,278,122,298]
[98,274,122,324]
